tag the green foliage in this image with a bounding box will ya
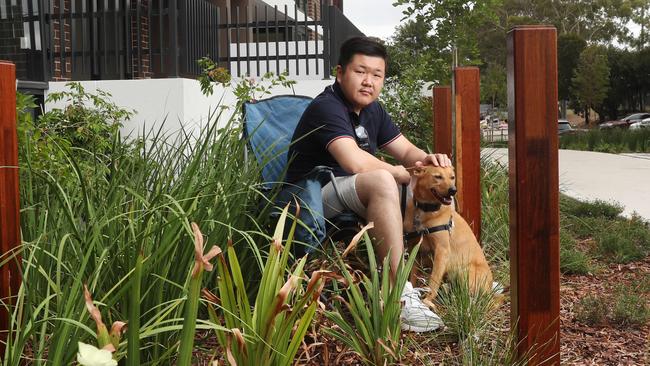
[480,62,506,108]
[561,196,624,219]
[480,158,509,282]
[596,216,650,263]
[395,0,500,65]
[380,76,433,149]
[204,206,328,366]
[575,284,650,328]
[324,229,419,366]
[437,271,500,341]
[198,56,296,103]
[559,128,650,153]
[559,228,593,275]
[6,91,267,364]
[558,33,587,102]
[385,19,451,82]
[17,83,136,186]
[571,45,610,126]
[611,284,650,327]
[575,295,608,325]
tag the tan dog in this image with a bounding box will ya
[403,165,493,304]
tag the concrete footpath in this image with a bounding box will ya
[482,148,650,221]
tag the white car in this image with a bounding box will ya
[629,117,650,130]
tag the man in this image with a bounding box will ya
[286,36,451,332]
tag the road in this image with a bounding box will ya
[481,148,650,221]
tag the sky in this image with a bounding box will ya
[343,0,409,41]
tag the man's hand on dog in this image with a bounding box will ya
[416,153,452,168]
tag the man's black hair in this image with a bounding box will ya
[338,36,388,70]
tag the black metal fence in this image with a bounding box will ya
[4,0,364,84]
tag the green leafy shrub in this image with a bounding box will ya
[575,295,608,325]
[198,56,296,102]
[203,206,330,366]
[324,226,419,366]
[380,76,433,150]
[7,85,268,364]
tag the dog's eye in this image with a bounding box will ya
[451,176,456,180]
[434,175,443,179]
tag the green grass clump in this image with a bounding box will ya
[561,196,623,219]
[575,285,650,328]
[595,216,650,263]
[559,230,593,275]
[575,295,608,325]
[611,286,650,327]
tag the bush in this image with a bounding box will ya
[380,76,433,150]
[611,285,650,327]
[595,216,650,263]
[575,295,608,325]
[559,230,592,275]
[559,128,650,153]
[561,196,623,219]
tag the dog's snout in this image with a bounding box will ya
[448,187,457,196]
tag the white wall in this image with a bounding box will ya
[46,77,333,138]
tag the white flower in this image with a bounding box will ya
[77,342,117,366]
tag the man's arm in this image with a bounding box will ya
[328,137,411,184]
[382,135,452,167]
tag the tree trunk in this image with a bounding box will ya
[585,105,590,126]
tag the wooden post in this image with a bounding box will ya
[0,61,21,355]
[507,26,560,364]
[453,67,481,241]
[432,86,452,158]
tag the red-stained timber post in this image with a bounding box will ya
[453,67,481,241]
[507,26,561,365]
[432,86,452,158]
[0,61,21,356]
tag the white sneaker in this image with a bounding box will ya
[400,281,444,333]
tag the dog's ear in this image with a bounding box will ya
[412,166,426,176]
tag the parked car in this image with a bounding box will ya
[629,117,650,130]
[599,113,650,129]
[558,119,574,135]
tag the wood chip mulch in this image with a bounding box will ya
[198,256,650,365]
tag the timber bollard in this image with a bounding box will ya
[433,86,453,158]
[453,67,481,241]
[0,61,21,356]
[507,26,561,365]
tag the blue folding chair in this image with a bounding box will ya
[243,95,363,256]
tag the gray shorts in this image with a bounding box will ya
[321,175,409,219]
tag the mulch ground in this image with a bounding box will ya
[559,257,650,365]
[199,256,650,365]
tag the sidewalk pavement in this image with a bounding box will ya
[481,148,650,221]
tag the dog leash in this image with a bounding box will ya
[403,216,454,242]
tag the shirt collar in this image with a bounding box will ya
[331,81,362,115]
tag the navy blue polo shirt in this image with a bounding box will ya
[285,82,401,183]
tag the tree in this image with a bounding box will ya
[557,33,587,102]
[386,19,450,83]
[394,0,501,66]
[571,46,610,125]
[480,62,506,108]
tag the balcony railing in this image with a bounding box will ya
[2,0,364,85]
